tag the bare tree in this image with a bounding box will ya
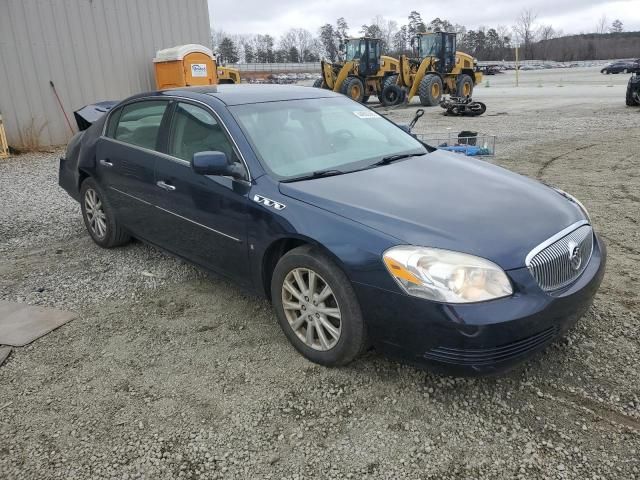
[512,9,538,60]
[279,29,315,62]
[536,24,558,60]
[595,14,608,34]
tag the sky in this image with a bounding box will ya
[208,0,640,38]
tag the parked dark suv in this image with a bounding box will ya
[59,85,606,375]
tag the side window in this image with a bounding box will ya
[105,107,122,138]
[110,100,168,150]
[168,102,240,166]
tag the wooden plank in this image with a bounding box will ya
[0,113,10,159]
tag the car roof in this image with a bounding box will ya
[155,84,341,106]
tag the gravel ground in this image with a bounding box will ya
[1,67,639,479]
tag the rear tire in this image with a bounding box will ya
[456,74,474,97]
[340,77,365,103]
[80,177,131,249]
[271,245,366,367]
[418,74,443,106]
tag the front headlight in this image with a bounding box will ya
[552,187,591,222]
[383,246,513,303]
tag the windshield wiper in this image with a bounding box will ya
[371,152,427,167]
[280,169,346,183]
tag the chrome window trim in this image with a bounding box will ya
[101,95,252,182]
[109,187,241,243]
[102,137,190,166]
[525,220,590,267]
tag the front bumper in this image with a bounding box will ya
[354,233,606,375]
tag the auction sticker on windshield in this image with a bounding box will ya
[353,110,380,119]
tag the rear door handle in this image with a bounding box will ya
[156,180,176,191]
[99,159,113,167]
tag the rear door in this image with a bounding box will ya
[95,99,169,239]
[152,101,252,285]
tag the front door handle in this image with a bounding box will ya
[156,180,176,192]
[99,159,113,167]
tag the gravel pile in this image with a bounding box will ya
[1,68,639,479]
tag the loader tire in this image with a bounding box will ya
[341,77,365,102]
[380,85,404,106]
[313,78,325,89]
[362,95,370,103]
[627,77,639,106]
[456,74,474,97]
[418,74,443,106]
[382,74,399,90]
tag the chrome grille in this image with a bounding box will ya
[526,223,593,292]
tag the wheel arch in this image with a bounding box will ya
[260,235,350,301]
[460,68,476,83]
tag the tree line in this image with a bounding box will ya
[213,10,633,64]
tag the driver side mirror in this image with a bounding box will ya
[192,151,244,179]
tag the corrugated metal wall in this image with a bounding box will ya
[0,0,211,147]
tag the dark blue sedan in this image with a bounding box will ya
[59,85,606,374]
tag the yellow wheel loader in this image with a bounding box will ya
[380,31,482,107]
[313,38,400,103]
[215,57,241,84]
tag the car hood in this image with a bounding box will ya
[279,150,585,270]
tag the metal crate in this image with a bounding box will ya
[416,132,496,157]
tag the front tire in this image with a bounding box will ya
[271,245,366,366]
[418,74,443,106]
[340,77,365,103]
[312,78,325,89]
[456,74,474,97]
[80,177,130,248]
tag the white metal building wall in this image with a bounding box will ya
[0,0,211,147]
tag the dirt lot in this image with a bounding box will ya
[1,67,639,479]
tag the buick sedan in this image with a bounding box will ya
[59,85,605,374]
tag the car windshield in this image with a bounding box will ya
[230,97,427,180]
[419,34,441,57]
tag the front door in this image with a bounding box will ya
[96,99,170,239]
[153,101,251,285]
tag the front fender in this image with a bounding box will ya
[246,178,402,297]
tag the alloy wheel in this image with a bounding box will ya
[281,268,342,351]
[84,188,107,239]
[432,82,440,98]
